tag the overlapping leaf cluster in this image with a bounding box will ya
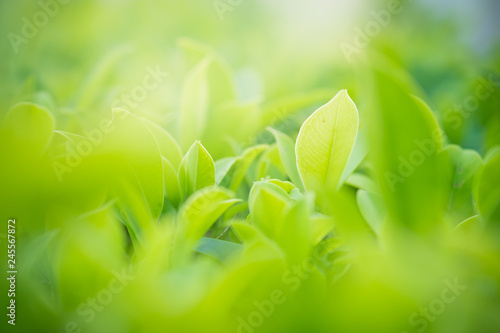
[1,38,500,333]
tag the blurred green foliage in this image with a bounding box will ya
[1,1,500,333]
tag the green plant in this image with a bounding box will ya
[1,52,500,332]
[1,1,500,332]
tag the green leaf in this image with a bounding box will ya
[327,186,373,247]
[195,237,243,263]
[114,180,152,248]
[340,125,369,185]
[345,173,379,193]
[357,190,386,236]
[178,38,236,107]
[445,145,482,187]
[179,39,249,159]
[276,196,313,263]
[162,157,181,207]
[268,127,305,191]
[143,118,183,169]
[453,215,482,235]
[231,222,281,258]
[267,179,296,193]
[443,145,483,223]
[2,102,54,155]
[103,108,164,229]
[34,91,57,114]
[220,144,268,191]
[48,130,100,163]
[178,141,216,201]
[253,144,286,182]
[367,62,450,233]
[179,186,239,241]
[475,147,500,225]
[311,214,335,245]
[231,222,267,245]
[295,90,359,193]
[179,57,211,150]
[214,157,237,185]
[248,181,291,238]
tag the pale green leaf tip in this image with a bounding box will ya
[7,102,54,120]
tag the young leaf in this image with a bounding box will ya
[248,181,291,238]
[220,144,267,191]
[267,179,296,193]
[179,186,240,241]
[2,102,54,155]
[231,222,266,245]
[162,157,181,207]
[195,237,243,264]
[443,145,483,223]
[475,147,500,225]
[327,186,373,247]
[295,90,359,193]
[253,144,286,182]
[446,146,482,188]
[231,222,282,259]
[178,38,236,107]
[366,62,450,234]
[311,214,335,245]
[339,124,369,185]
[357,190,386,236]
[268,127,305,191]
[179,39,248,159]
[178,141,216,201]
[143,118,183,169]
[214,157,237,185]
[346,173,379,193]
[276,196,313,263]
[453,215,482,235]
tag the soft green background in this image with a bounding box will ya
[0,1,499,332]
